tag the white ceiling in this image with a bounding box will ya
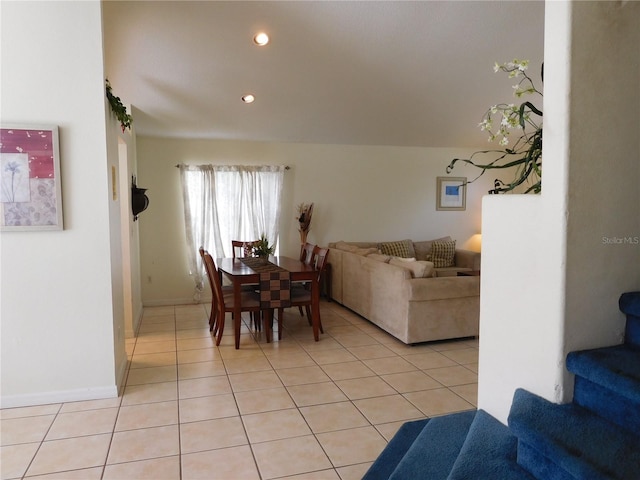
[102,1,545,148]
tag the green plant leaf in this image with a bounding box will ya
[106,79,133,132]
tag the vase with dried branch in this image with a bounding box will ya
[296,203,314,245]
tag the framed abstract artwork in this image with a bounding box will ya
[436,176,466,211]
[0,125,63,230]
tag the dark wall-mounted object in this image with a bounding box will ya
[131,176,149,221]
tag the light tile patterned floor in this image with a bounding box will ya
[1,300,478,480]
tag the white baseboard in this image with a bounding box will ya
[1,385,118,409]
[142,297,205,307]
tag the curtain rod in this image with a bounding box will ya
[175,164,290,170]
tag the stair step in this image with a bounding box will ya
[362,418,429,480]
[566,345,640,401]
[387,410,476,480]
[516,441,577,480]
[620,291,640,347]
[508,389,640,480]
[566,344,640,433]
[447,410,535,480]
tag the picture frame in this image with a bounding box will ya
[436,176,466,211]
[1,124,63,231]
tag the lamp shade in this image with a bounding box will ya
[466,233,482,252]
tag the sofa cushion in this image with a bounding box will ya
[332,241,378,251]
[390,258,435,278]
[332,242,375,255]
[431,240,456,267]
[334,241,360,252]
[379,239,414,258]
[407,275,480,301]
[414,236,452,261]
[356,247,379,256]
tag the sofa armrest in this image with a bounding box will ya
[454,249,481,271]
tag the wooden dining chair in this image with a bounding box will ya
[201,246,241,335]
[300,242,317,263]
[202,250,262,346]
[295,242,317,316]
[230,239,263,331]
[232,240,259,259]
[277,246,330,340]
[199,246,220,334]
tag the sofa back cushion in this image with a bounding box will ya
[333,241,378,255]
[379,239,415,258]
[431,240,457,267]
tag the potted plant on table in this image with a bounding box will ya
[252,234,275,263]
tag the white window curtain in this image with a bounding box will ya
[179,164,286,300]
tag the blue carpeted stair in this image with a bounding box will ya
[363,291,640,479]
[448,409,535,480]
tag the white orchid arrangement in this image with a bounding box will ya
[448,59,543,194]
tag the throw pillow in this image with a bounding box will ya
[368,253,392,263]
[334,241,352,251]
[418,261,435,278]
[379,239,414,258]
[389,258,435,278]
[431,240,456,268]
[391,256,416,262]
[413,236,452,261]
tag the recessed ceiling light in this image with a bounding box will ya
[242,94,255,104]
[253,32,269,46]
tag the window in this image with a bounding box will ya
[179,164,286,299]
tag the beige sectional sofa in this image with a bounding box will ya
[328,238,481,344]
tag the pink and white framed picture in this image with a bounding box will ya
[1,125,63,230]
[436,176,466,211]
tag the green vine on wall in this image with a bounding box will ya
[105,79,133,132]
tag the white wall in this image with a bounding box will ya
[478,1,640,423]
[136,137,496,305]
[105,112,140,384]
[0,1,125,407]
[113,122,143,339]
[563,0,640,358]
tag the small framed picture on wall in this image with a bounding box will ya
[436,176,466,211]
[1,124,63,231]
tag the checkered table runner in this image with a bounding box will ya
[259,271,291,309]
[239,257,291,309]
[240,256,282,272]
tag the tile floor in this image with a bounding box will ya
[1,300,478,480]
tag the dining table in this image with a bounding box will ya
[216,255,321,349]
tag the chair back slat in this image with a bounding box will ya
[203,251,225,310]
[313,247,330,281]
[200,247,214,289]
[300,242,317,264]
[232,240,259,259]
